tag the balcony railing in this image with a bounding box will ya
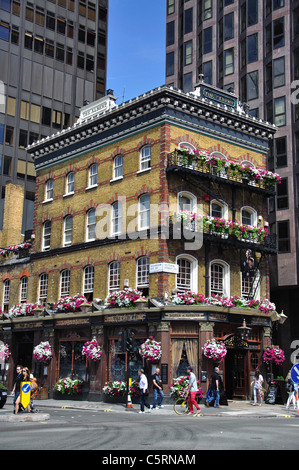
[167,150,280,194]
[172,213,277,253]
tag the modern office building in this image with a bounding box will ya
[166,0,299,373]
[0,0,108,234]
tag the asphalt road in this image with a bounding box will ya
[1,407,299,452]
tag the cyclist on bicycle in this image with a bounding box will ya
[186,366,201,416]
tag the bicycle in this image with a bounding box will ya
[174,391,202,416]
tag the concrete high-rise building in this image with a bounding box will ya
[0,0,108,234]
[165,0,299,372]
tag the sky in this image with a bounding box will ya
[107,0,166,105]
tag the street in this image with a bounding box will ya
[1,406,299,452]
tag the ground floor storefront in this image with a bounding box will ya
[0,305,275,401]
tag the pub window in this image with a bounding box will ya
[241,207,257,226]
[83,266,94,301]
[176,254,198,293]
[140,145,151,171]
[66,172,75,194]
[113,155,123,179]
[86,208,96,241]
[42,220,51,251]
[60,269,70,297]
[171,335,199,379]
[136,257,149,296]
[210,261,230,297]
[58,340,88,383]
[139,194,150,230]
[38,273,48,304]
[2,279,10,313]
[20,277,28,303]
[109,261,120,292]
[45,179,53,201]
[88,163,98,187]
[63,215,73,246]
[111,201,121,236]
[211,200,228,219]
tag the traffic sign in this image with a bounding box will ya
[20,382,31,409]
[291,364,299,384]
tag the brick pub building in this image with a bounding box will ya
[0,82,283,401]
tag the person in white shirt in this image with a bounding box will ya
[138,368,151,414]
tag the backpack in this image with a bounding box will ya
[286,380,294,392]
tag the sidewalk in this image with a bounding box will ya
[1,395,297,421]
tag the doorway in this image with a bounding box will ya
[225,349,248,399]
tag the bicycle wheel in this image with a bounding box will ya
[174,397,189,415]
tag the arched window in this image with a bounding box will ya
[113,155,123,179]
[210,261,230,297]
[60,269,70,297]
[86,208,96,241]
[66,172,75,194]
[43,220,51,251]
[211,151,228,178]
[178,191,197,213]
[241,206,257,226]
[176,254,198,292]
[109,261,120,292]
[64,215,73,246]
[83,266,94,301]
[211,199,228,219]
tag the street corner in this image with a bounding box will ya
[0,412,50,423]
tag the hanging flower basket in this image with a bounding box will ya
[33,341,53,363]
[202,339,227,362]
[82,338,102,362]
[139,336,162,363]
[53,294,89,313]
[263,346,285,366]
[5,302,44,319]
[0,343,11,361]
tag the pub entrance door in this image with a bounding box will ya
[225,349,248,399]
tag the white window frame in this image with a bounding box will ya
[176,254,198,293]
[111,201,122,235]
[140,145,151,171]
[241,206,257,226]
[20,276,28,303]
[139,194,150,230]
[113,155,123,180]
[86,208,96,241]
[84,266,94,295]
[2,279,10,311]
[88,163,98,188]
[136,257,149,288]
[60,269,70,297]
[66,172,75,195]
[39,273,48,304]
[63,215,73,246]
[210,199,228,219]
[109,261,120,292]
[42,220,51,251]
[210,260,230,297]
[45,179,53,201]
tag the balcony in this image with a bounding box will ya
[166,149,280,196]
[171,212,277,254]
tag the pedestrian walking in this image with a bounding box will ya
[186,366,201,416]
[251,368,264,406]
[11,365,23,414]
[285,374,297,410]
[151,367,164,409]
[138,368,151,414]
[206,367,222,408]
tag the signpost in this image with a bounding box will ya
[20,382,31,409]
